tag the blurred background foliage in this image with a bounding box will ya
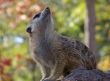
[0,0,110,81]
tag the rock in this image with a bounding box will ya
[62,68,110,81]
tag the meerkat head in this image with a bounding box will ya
[26,7,54,37]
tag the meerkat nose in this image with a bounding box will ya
[26,27,32,33]
[46,7,49,10]
[45,7,50,13]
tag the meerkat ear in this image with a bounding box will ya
[26,27,32,33]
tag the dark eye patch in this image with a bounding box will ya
[33,12,41,19]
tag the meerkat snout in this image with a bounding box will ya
[44,7,50,13]
[32,7,50,20]
[41,7,51,19]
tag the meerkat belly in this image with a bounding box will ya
[31,44,55,68]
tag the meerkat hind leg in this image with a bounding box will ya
[40,65,51,81]
[43,61,65,81]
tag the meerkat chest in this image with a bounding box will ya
[29,38,55,64]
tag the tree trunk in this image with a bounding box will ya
[84,0,96,54]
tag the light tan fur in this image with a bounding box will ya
[26,7,96,81]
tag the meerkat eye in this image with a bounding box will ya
[33,12,41,19]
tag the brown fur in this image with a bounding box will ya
[26,7,96,81]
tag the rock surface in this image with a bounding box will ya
[62,68,110,81]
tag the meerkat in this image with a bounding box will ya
[26,7,96,81]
